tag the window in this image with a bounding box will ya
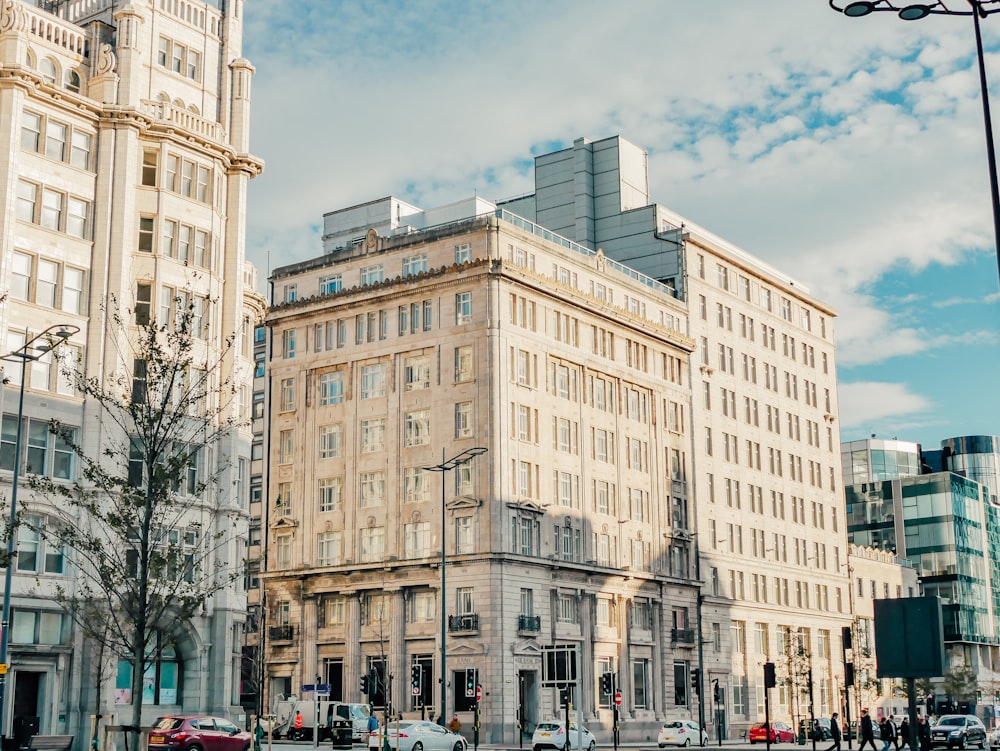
[360,265,384,285]
[556,593,578,623]
[360,471,386,507]
[21,112,41,151]
[66,198,88,238]
[456,516,473,554]
[402,254,427,276]
[135,282,153,326]
[455,402,473,439]
[16,180,37,223]
[279,378,295,411]
[319,424,343,459]
[281,329,296,359]
[116,633,180,705]
[40,188,63,230]
[403,467,429,504]
[455,292,472,324]
[70,130,91,170]
[455,346,474,382]
[318,478,342,512]
[404,522,431,558]
[16,515,64,573]
[317,531,342,566]
[408,593,435,623]
[45,120,67,160]
[142,150,158,186]
[359,527,385,562]
[455,244,472,264]
[404,356,431,390]
[320,275,342,295]
[360,418,386,453]
[278,430,294,464]
[403,411,430,447]
[319,372,345,405]
[360,364,386,398]
[11,609,65,645]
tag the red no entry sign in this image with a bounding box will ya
[614,691,622,706]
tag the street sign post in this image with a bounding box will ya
[614,691,622,706]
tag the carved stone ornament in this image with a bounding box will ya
[0,0,23,33]
[97,43,117,75]
[365,227,378,250]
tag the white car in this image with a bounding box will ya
[531,721,596,751]
[658,720,708,747]
[368,720,467,751]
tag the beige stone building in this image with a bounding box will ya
[0,0,263,741]
[499,136,853,737]
[264,198,699,742]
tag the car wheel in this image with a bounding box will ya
[186,746,203,751]
[683,740,691,747]
[588,743,596,751]
[453,743,464,751]
[413,743,423,751]
[960,738,968,750]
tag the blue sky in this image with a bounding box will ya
[241,1,1000,450]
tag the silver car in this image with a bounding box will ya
[930,715,987,749]
[369,721,467,751]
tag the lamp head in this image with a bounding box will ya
[844,1,876,15]
[899,4,931,19]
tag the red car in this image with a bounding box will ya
[148,716,251,751]
[749,722,796,744]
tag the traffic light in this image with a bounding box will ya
[411,664,422,694]
[690,668,701,696]
[713,680,723,704]
[842,626,852,651]
[764,662,776,689]
[600,672,614,695]
[926,695,935,715]
[368,669,380,696]
[845,663,855,687]
[360,674,369,694]
[465,668,477,697]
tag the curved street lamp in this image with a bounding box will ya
[0,324,80,739]
[829,0,1000,286]
[423,447,487,727]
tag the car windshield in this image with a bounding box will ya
[151,718,183,731]
[352,706,370,720]
[939,719,965,727]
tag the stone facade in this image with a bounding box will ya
[0,0,262,742]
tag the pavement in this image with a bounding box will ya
[258,739,763,751]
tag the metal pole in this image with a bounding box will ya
[0,355,28,739]
[439,448,447,726]
[696,594,706,737]
[970,2,1000,288]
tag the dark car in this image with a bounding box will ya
[930,715,987,749]
[148,716,252,751]
[813,719,833,741]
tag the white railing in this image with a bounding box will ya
[23,3,87,56]
[140,99,224,142]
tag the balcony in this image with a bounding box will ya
[269,624,294,642]
[671,628,696,645]
[518,615,541,633]
[448,614,479,633]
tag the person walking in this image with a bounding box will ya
[880,717,894,751]
[888,716,899,751]
[917,717,931,751]
[859,708,878,751]
[898,717,911,751]
[826,713,843,751]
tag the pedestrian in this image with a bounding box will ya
[858,708,878,751]
[880,717,894,751]
[367,712,378,733]
[448,715,462,733]
[826,712,842,751]
[889,716,899,751]
[917,717,931,751]
[899,717,911,751]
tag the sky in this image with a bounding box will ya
[240,0,1000,450]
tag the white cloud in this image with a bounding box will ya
[837,381,933,433]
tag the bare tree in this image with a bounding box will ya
[27,295,246,747]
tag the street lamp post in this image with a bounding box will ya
[0,324,79,738]
[829,0,1000,287]
[424,447,487,727]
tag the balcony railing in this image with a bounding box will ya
[518,614,541,632]
[448,614,479,633]
[671,628,696,645]
[269,624,294,641]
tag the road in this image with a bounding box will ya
[259,739,819,751]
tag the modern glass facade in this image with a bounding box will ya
[846,472,996,644]
[841,438,921,487]
[942,435,1000,505]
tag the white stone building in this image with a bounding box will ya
[264,198,700,743]
[0,0,263,742]
[499,136,853,736]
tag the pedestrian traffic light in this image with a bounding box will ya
[411,664,422,693]
[764,662,776,689]
[600,672,614,695]
[465,668,477,697]
[360,675,369,694]
[690,668,700,696]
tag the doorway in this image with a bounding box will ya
[518,671,537,739]
[12,670,44,745]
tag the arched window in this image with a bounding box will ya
[39,57,57,85]
[64,69,81,93]
[115,632,182,705]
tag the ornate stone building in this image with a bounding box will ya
[0,0,263,741]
